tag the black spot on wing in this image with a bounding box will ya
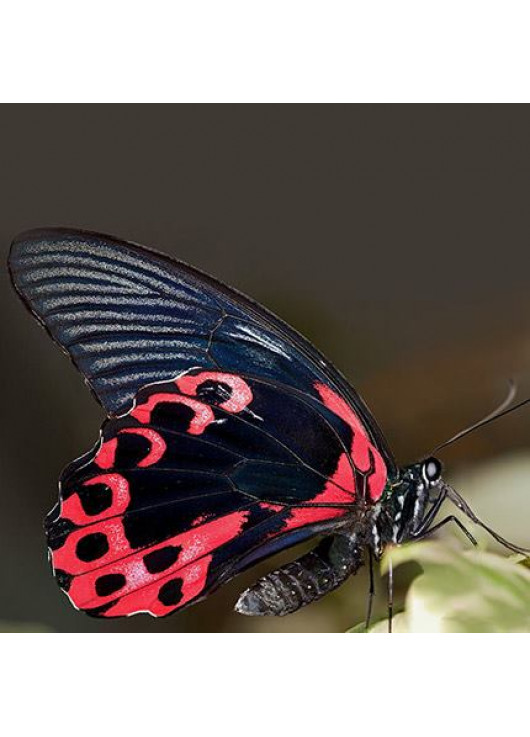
[78,484,113,516]
[76,533,109,562]
[151,401,196,431]
[143,546,182,574]
[95,573,126,597]
[157,579,183,606]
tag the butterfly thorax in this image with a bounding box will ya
[369,456,444,557]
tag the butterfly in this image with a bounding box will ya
[8,228,529,625]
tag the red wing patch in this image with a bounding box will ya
[65,511,250,617]
[176,371,253,413]
[131,394,216,434]
[94,428,167,469]
[315,382,387,502]
[60,474,130,526]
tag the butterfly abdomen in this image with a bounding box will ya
[235,534,364,616]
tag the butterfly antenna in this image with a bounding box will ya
[443,483,530,555]
[431,380,528,454]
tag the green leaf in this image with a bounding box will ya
[349,542,530,633]
[516,556,530,571]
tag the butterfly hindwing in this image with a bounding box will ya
[45,370,382,617]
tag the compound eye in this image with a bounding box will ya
[423,457,442,483]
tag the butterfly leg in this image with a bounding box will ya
[410,486,447,538]
[235,533,364,617]
[417,515,478,546]
[364,548,375,631]
[387,556,393,633]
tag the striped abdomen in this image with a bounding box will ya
[235,534,364,617]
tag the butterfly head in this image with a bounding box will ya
[384,456,444,545]
[382,455,529,556]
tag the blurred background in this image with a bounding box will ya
[1,105,530,632]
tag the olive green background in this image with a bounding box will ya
[1,105,530,631]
